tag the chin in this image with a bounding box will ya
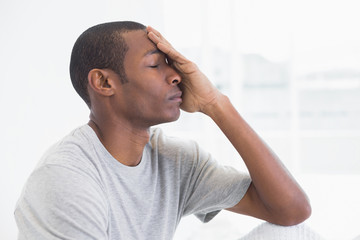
[157,110,181,125]
[171,109,181,121]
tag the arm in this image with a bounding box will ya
[15,165,108,239]
[203,95,311,226]
[147,26,311,226]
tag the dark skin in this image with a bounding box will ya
[87,30,182,166]
[87,27,311,226]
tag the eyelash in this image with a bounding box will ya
[149,57,169,69]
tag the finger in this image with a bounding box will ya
[156,42,188,65]
[146,26,162,39]
[147,26,172,46]
[147,27,189,65]
[147,31,188,65]
[147,31,161,45]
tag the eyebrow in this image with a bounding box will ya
[143,48,162,57]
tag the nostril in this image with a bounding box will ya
[172,79,179,84]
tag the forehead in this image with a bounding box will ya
[123,30,158,58]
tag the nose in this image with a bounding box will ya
[166,66,182,85]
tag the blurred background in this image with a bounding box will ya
[1,0,359,239]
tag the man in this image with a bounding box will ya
[15,21,311,239]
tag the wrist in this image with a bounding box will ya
[201,92,230,118]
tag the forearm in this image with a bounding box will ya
[203,93,311,222]
[146,25,310,223]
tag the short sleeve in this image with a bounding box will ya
[14,164,108,240]
[182,145,252,223]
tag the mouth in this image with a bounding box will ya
[168,91,182,103]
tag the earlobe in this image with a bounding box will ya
[88,69,115,97]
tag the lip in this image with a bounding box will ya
[168,91,182,102]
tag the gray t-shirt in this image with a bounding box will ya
[15,125,251,240]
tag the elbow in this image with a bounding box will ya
[297,199,312,224]
[282,201,312,226]
[273,197,312,226]
[283,200,312,226]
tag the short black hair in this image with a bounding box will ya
[69,21,146,107]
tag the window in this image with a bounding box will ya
[159,1,360,239]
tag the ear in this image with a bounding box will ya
[87,69,115,97]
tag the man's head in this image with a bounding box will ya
[69,21,146,107]
[70,21,182,127]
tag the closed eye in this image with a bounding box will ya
[149,65,159,68]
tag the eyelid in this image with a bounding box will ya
[147,56,168,68]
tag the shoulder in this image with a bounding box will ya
[149,127,204,159]
[15,125,109,239]
[22,125,107,202]
[149,127,214,174]
[36,125,101,172]
[15,163,109,239]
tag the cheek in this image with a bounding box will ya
[130,83,162,109]
[140,81,165,100]
[129,71,167,104]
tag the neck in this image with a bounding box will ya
[88,114,150,167]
